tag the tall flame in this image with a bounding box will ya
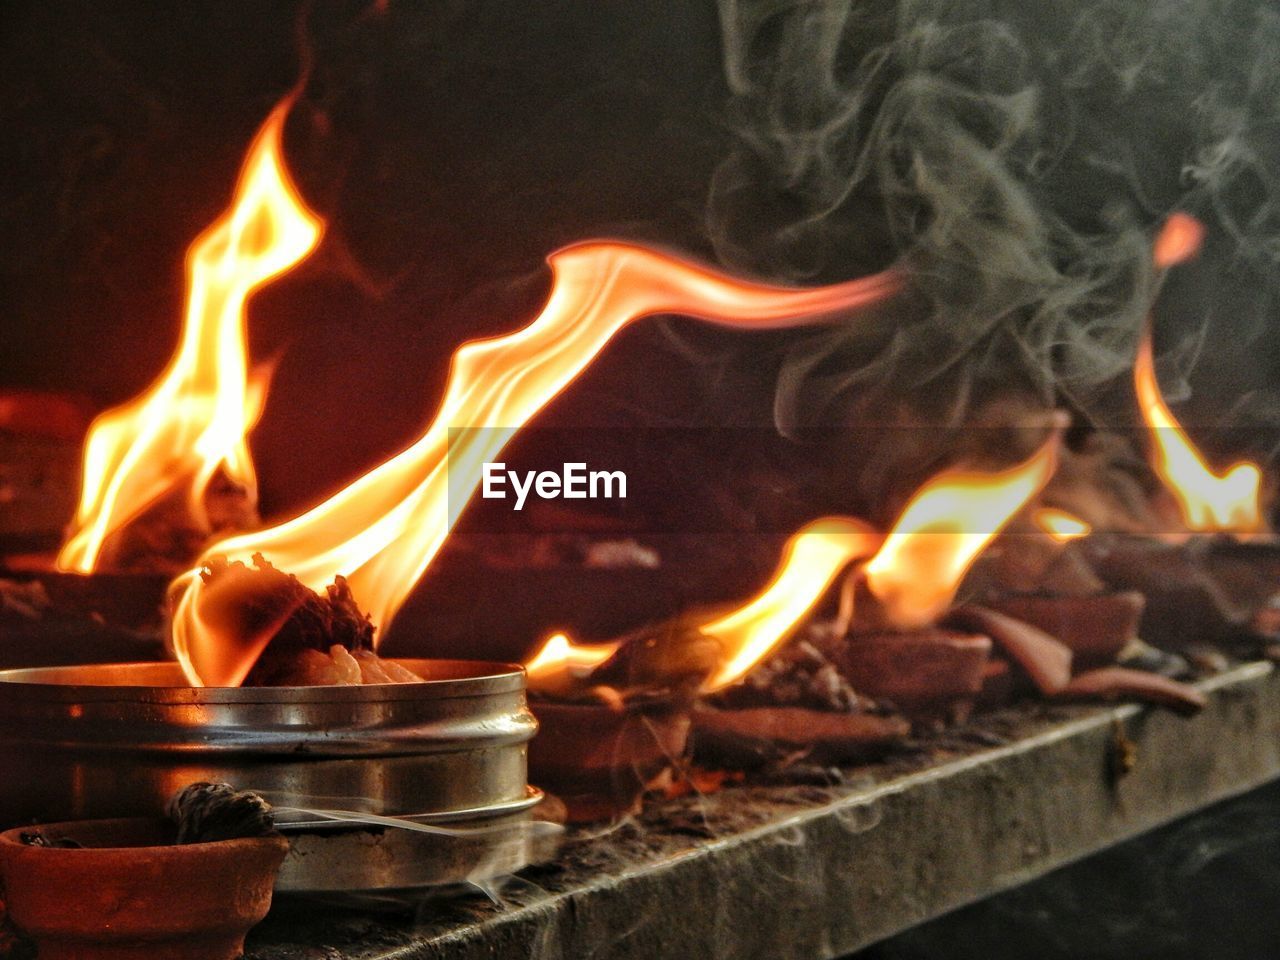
[1133,333,1262,533]
[1135,213,1262,534]
[1033,507,1091,543]
[57,104,322,573]
[172,247,899,685]
[699,517,881,692]
[861,439,1059,629]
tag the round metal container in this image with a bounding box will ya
[0,660,542,890]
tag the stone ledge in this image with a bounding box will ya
[248,661,1280,960]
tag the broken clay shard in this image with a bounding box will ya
[1057,666,1206,715]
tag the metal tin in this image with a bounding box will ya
[0,660,542,890]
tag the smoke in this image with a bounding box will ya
[710,0,1280,445]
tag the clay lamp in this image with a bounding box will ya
[828,574,995,724]
[0,456,259,671]
[524,622,714,823]
[693,629,911,769]
[524,519,910,815]
[1082,533,1280,653]
[1066,212,1280,654]
[0,783,288,960]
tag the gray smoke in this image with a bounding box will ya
[710,0,1280,444]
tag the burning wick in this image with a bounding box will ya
[1032,507,1091,543]
[172,244,899,687]
[58,100,322,574]
[698,518,881,691]
[1135,215,1263,535]
[524,633,621,699]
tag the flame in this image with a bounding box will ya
[524,632,620,692]
[1033,507,1091,543]
[57,103,321,573]
[861,438,1059,629]
[699,517,881,692]
[171,246,899,685]
[1153,212,1204,269]
[1134,213,1262,534]
[1134,333,1262,533]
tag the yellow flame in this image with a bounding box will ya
[1134,334,1261,533]
[699,517,881,691]
[524,632,620,693]
[1033,507,1091,543]
[861,439,1059,629]
[171,245,899,685]
[57,103,321,573]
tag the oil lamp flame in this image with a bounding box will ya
[1153,212,1205,270]
[861,438,1059,629]
[1135,214,1262,535]
[57,103,321,574]
[172,247,899,686]
[1033,507,1091,543]
[1134,334,1262,534]
[524,632,620,690]
[699,517,881,692]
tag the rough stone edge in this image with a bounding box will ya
[367,662,1280,960]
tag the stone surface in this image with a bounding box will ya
[246,662,1280,960]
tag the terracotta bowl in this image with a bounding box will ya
[837,628,993,720]
[986,591,1144,669]
[529,699,691,822]
[0,818,288,960]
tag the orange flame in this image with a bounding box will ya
[536,442,1059,694]
[524,632,620,693]
[1134,333,1262,533]
[171,247,899,686]
[861,438,1059,629]
[1033,507,1091,543]
[699,517,881,691]
[57,104,321,573]
[1153,212,1204,270]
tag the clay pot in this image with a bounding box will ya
[985,591,1145,669]
[837,628,992,720]
[528,699,691,822]
[1084,535,1280,648]
[0,817,288,960]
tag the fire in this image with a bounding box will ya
[1153,212,1204,270]
[699,517,881,691]
[524,633,620,693]
[861,438,1059,629]
[1133,212,1261,534]
[1033,507,1091,543]
[1133,333,1262,533]
[172,246,899,685]
[526,441,1060,695]
[57,103,321,573]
